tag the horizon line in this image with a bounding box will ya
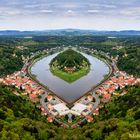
[0,28,140,32]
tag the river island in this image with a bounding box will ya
[50,49,90,83]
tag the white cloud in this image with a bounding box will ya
[65,9,75,16]
[24,4,39,8]
[87,10,100,13]
[67,10,74,13]
[102,4,116,8]
[120,7,140,16]
[6,11,21,16]
[40,10,54,13]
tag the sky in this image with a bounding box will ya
[0,0,140,30]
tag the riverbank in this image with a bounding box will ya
[28,48,112,105]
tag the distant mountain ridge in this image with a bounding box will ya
[0,29,140,36]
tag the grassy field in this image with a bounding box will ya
[51,67,90,83]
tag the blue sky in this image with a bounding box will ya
[0,0,140,30]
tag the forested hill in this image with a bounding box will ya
[50,49,90,68]
[0,29,140,36]
[55,84,140,140]
[0,85,55,140]
[0,84,140,139]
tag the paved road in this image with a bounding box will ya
[92,91,100,110]
[40,91,49,111]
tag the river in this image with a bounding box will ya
[31,52,110,103]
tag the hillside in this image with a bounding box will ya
[54,84,140,140]
[0,85,55,140]
[0,84,140,139]
[50,49,90,70]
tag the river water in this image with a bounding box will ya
[31,52,109,103]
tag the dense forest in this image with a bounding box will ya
[0,38,23,77]
[0,84,140,139]
[0,84,55,140]
[0,37,58,77]
[50,49,90,69]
